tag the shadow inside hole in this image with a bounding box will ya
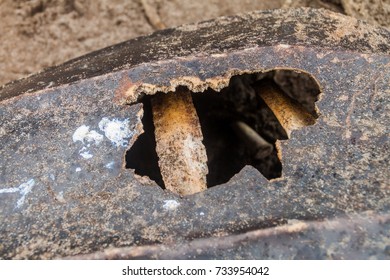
[125,70,320,189]
[192,85,286,186]
[125,99,165,188]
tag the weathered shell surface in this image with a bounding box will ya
[0,8,389,259]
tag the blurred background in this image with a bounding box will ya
[0,0,388,86]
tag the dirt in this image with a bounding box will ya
[0,0,283,86]
[341,0,390,27]
[0,0,388,87]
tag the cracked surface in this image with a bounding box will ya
[0,9,389,259]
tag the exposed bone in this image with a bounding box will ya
[151,89,208,196]
[232,121,273,159]
[256,83,316,137]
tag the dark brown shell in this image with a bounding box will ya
[0,8,389,259]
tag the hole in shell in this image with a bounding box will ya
[125,70,321,190]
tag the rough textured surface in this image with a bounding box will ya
[69,212,390,259]
[283,0,345,13]
[1,0,388,88]
[0,0,284,86]
[0,9,389,259]
[341,0,390,28]
[283,0,390,28]
[2,8,390,102]
[152,90,208,195]
[256,83,316,136]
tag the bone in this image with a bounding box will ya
[256,83,316,137]
[151,89,208,196]
[232,121,274,159]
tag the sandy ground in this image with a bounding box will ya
[0,0,388,87]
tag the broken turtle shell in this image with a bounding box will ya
[0,8,389,259]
